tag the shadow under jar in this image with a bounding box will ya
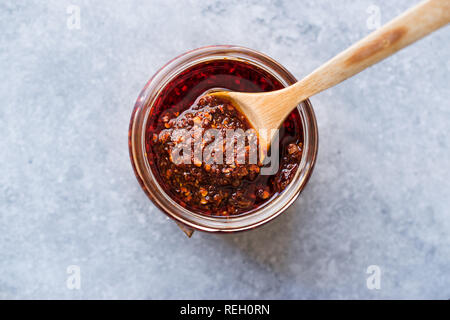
[129,45,318,235]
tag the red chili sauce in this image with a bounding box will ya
[145,59,303,216]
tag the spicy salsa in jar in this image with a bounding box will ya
[129,46,318,232]
[146,59,304,216]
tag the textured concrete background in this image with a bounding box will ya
[1,0,449,299]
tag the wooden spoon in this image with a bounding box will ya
[211,0,449,153]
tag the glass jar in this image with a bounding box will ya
[128,45,318,235]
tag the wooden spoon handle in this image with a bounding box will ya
[288,0,449,104]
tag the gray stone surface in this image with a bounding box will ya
[0,0,449,299]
